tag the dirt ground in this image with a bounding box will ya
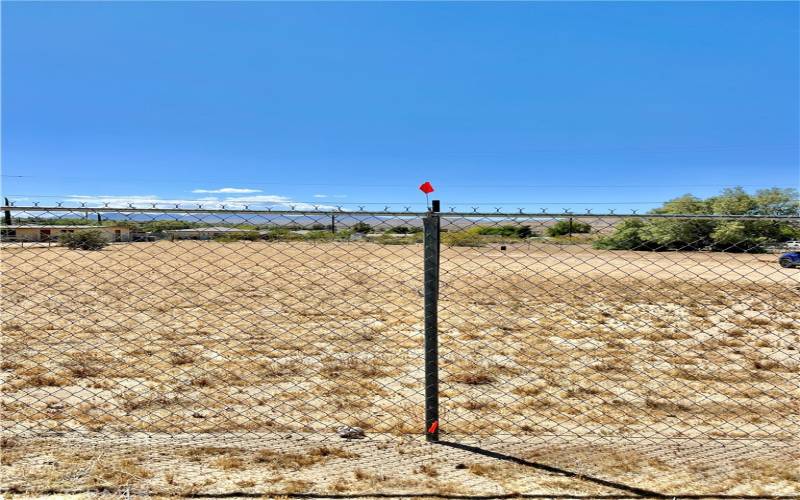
[1,240,798,495]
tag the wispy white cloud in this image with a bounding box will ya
[61,194,336,211]
[191,187,262,194]
[223,195,336,211]
[66,195,203,206]
[313,194,328,198]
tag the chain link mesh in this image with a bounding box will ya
[1,205,798,496]
[436,212,799,495]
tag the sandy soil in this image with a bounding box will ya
[1,240,798,495]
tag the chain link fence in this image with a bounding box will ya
[1,203,798,496]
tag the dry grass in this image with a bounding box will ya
[1,240,798,494]
[254,446,356,469]
[468,462,508,478]
[450,371,495,385]
[92,457,154,486]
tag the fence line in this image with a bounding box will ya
[1,202,798,495]
[4,203,799,220]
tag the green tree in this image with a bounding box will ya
[593,219,648,250]
[708,187,799,251]
[709,187,756,215]
[637,218,714,250]
[651,194,710,215]
[751,188,799,216]
[593,187,799,253]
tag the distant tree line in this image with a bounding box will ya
[594,188,800,253]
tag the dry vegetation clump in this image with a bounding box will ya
[169,351,194,366]
[61,352,108,378]
[313,445,360,459]
[91,457,154,486]
[0,436,21,465]
[190,375,214,387]
[120,390,180,412]
[259,359,304,378]
[177,444,358,473]
[644,398,691,413]
[320,356,389,380]
[447,359,522,386]
[254,446,359,469]
[181,446,236,462]
[7,365,74,390]
[214,454,245,470]
[282,479,315,493]
[450,370,495,386]
[467,462,509,478]
[460,399,499,411]
[414,464,439,477]
[737,459,800,483]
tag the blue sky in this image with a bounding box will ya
[2,1,798,212]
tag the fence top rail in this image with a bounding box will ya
[3,205,424,217]
[2,205,799,222]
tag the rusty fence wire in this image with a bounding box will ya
[1,203,798,496]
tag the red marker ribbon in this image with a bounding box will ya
[427,420,439,434]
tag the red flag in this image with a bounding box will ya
[419,181,435,194]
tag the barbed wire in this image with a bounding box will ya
[3,202,798,220]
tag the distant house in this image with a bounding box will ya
[0,225,131,242]
[164,227,256,240]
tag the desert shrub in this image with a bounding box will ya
[351,222,372,234]
[303,230,336,241]
[60,230,108,250]
[261,229,303,241]
[372,233,423,245]
[475,225,533,238]
[443,229,484,247]
[213,232,259,242]
[546,220,591,237]
[385,226,422,234]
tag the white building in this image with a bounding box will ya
[0,225,131,242]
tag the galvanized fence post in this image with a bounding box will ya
[423,199,441,442]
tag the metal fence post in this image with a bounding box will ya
[423,199,440,442]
